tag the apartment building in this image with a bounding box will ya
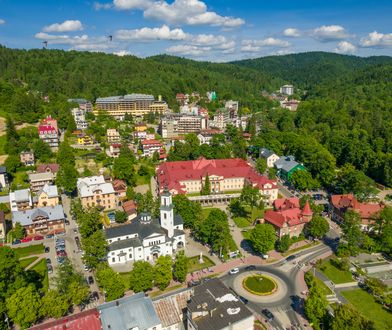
[159,114,208,138]
[106,129,121,144]
[9,189,33,212]
[38,116,59,148]
[197,129,222,145]
[280,84,294,95]
[95,94,168,118]
[141,139,164,157]
[77,175,117,210]
[20,151,35,166]
[28,172,55,192]
[37,184,59,207]
[71,108,89,130]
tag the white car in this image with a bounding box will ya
[229,267,240,275]
[262,254,269,260]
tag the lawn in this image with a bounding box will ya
[313,274,333,295]
[118,272,131,290]
[19,256,39,268]
[282,241,320,257]
[242,230,251,240]
[13,171,30,189]
[243,275,277,295]
[201,207,220,219]
[13,244,45,258]
[342,289,392,330]
[317,259,353,284]
[30,258,49,292]
[149,284,183,298]
[0,134,6,155]
[233,216,252,228]
[188,255,215,273]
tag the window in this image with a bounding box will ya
[112,258,115,262]
[111,252,115,255]
[164,213,167,220]
[129,254,132,259]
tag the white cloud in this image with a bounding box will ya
[334,41,357,54]
[94,2,113,10]
[43,20,83,33]
[0,19,5,25]
[113,0,152,10]
[113,50,133,56]
[242,38,290,48]
[115,25,187,41]
[283,28,301,37]
[143,0,244,27]
[240,44,261,53]
[312,25,349,41]
[166,44,209,56]
[359,31,392,48]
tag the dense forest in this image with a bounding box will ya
[0,46,391,187]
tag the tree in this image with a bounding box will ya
[173,251,188,283]
[154,255,173,290]
[68,281,90,306]
[289,170,319,191]
[41,290,70,319]
[201,174,211,195]
[57,142,75,167]
[81,230,108,269]
[4,155,21,176]
[6,285,42,329]
[56,163,78,194]
[173,194,203,229]
[275,234,291,252]
[341,210,363,254]
[240,183,261,213]
[249,224,276,254]
[304,285,328,329]
[331,304,375,330]
[4,116,19,156]
[77,208,102,238]
[256,158,267,175]
[115,211,128,223]
[96,265,125,301]
[33,138,53,162]
[307,215,329,239]
[12,222,26,240]
[129,261,154,293]
[113,155,136,186]
[364,277,387,297]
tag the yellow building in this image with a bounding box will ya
[77,134,93,145]
[135,123,147,132]
[37,184,59,207]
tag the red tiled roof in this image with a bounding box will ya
[38,125,57,134]
[274,197,300,210]
[157,157,276,193]
[113,179,127,192]
[141,139,162,146]
[37,164,60,173]
[29,309,101,330]
[302,201,312,216]
[123,200,137,215]
[331,194,384,220]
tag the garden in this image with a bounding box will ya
[317,258,354,284]
[242,274,277,295]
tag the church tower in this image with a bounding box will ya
[160,188,174,238]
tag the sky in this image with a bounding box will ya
[0,0,391,61]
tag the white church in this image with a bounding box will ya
[105,190,185,265]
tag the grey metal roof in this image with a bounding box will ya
[39,184,59,198]
[274,156,300,173]
[0,166,6,174]
[98,292,161,330]
[12,205,64,226]
[108,237,142,251]
[173,214,184,226]
[14,189,31,202]
[259,148,276,159]
[188,278,253,330]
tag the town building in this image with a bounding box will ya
[153,288,192,330]
[122,200,137,221]
[274,156,305,181]
[9,189,33,212]
[187,278,254,330]
[108,143,121,158]
[77,175,117,210]
[135,122,148,132]
[141,139,164,157]
[197,129,222,145]
[106,128,121,144]
[176,93,189,105]
[206,91,217,101]
[210,108,230,130]
[280,84,294,95]
[259,148,280,168]
[280,99,300,111]
[12,205,65,236]
[71,107,89,130]
[0,166,8,190]
[157,158,278,204]
[37,163,59,176]
[105,190,185,265]
[330,194,384,231]
[159,114,208,139]
[77,134,94,145]
[113,179,127,200]
[133,130,155,140]
[225,100,239,114]
[180,105,199,116]
[20,151,35,166]
[68,98,93,112]
[0,211,6,241]
[38,116,59,148]
[28,172,55,192]
[98,293,162,330]
[262,198,313,238]
[37,184,59,207]
[95,94,168,118]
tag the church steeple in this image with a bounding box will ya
[160,189,174,237]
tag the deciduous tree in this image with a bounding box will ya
[173,251,188,283]
[129,261,154,293]
[249,224,276,254]
[96,265,125,301]
[154,255,173,290]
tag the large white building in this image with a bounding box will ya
[105,190,185,265]
[280,84,294,95]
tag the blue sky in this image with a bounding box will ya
[0,0,391,61]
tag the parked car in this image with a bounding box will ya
[56,250,67,257]
[87,276,94,285]
[262,254,269,260]
[45,234,54,239]
[73,228,78,234]
[188,280,201,287]
[239,296,248,304]
[286,255,296,262]
[56,238,65,243]
[65,219,70,225]
[12,239,21,245]
[44,246,50,253]
[262,309,274,320]
[56,245,66,251]
[47,265,53,274]
[33,235,44,241]
[46,258,52,264]
[229,267,240,275]
[57,256,67,264]
[83,264,91,272]
[21,237,33,243]
[90,291,99,301]
[245,265,256,271]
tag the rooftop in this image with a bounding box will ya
[39,184,59,198]
[12,205,64,227]
[28,172,54,182]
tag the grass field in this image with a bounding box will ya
[13,244,45,258]
[317,259,353,284]
[188,255,215,273]
[201,207,220,219]
[19,256,39,268]
[233,216,252,228]
[342,289,392,330]
[243,275,277,295]
[282,241,320,257]
[313,274,333,295]
[30,259,49,292]
[118,272,131,290]
[0,135,6,155]
[149,284,183,298]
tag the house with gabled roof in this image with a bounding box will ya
[259,148,280,168]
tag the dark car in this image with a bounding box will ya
[65,219,70,225]
[12,239,21,245]
[87,276,94,285]
[47,264,53,274]
[56,245,66,251]
[262,309,274,320]
[75,236,80,242]
[245,265,256,271]
[286,255,296,262]
[90,291,99,300]
[239,296,248,304]
[45,234,54,239]
[45,246,50,253]
[188,280,201,287]
[56,250,67,257]
[46,258,52,264]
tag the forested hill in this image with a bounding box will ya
[0,46,275,106]
[231,52,392,89]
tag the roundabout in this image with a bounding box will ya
[242,274,278,296]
